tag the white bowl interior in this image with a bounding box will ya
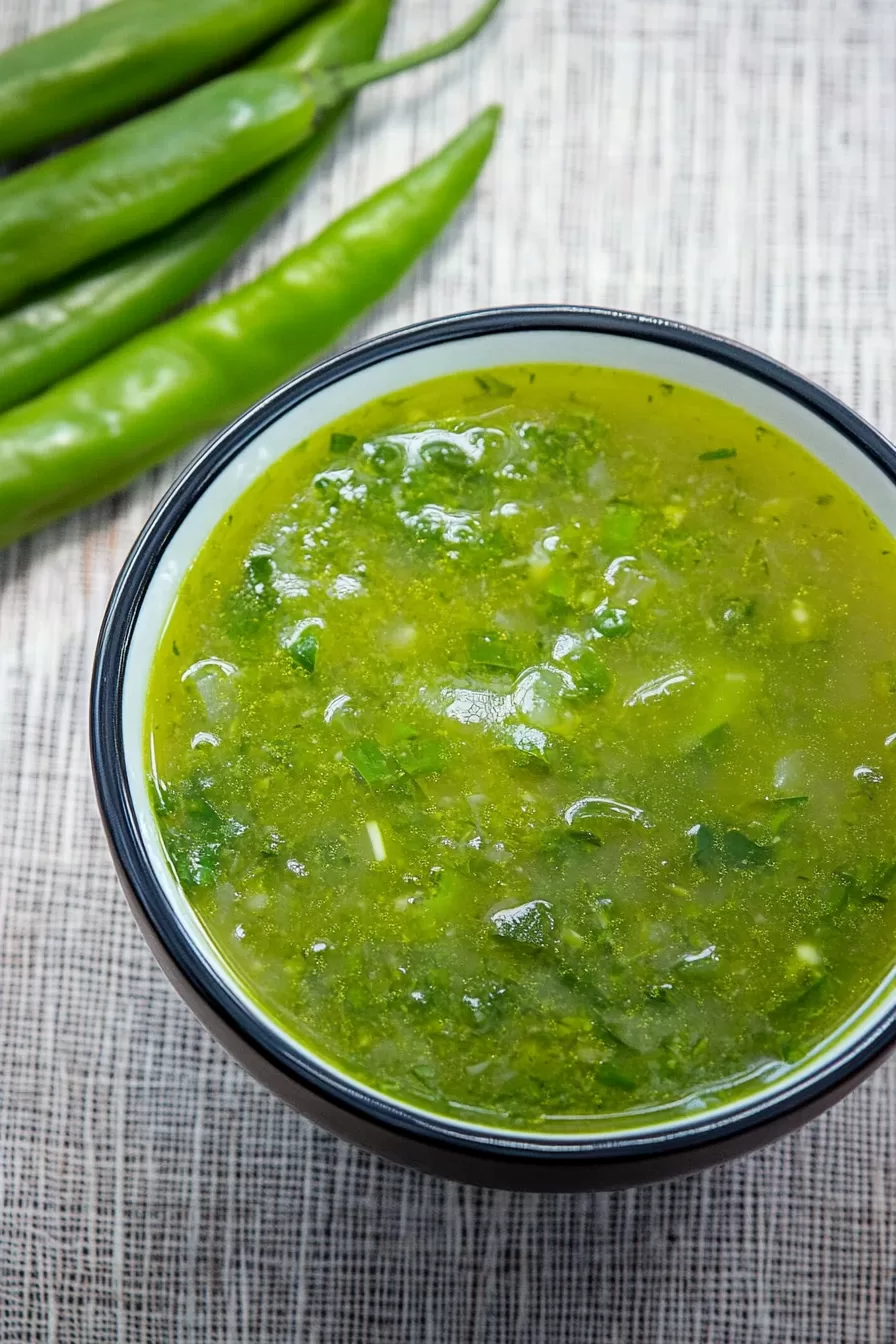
[123,326,896,1140]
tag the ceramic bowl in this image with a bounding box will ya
[91,306,896,1191]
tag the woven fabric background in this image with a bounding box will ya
[1,0,896,1338]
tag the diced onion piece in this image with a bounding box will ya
[366,820,387,863]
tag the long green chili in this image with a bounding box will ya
[0,0,325,161]
[0,0,393,415]
[0,0,501,311]
[0,107,501,549]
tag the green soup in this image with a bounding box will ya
[146,365,896,1132]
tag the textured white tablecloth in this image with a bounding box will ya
[2,0,896,1339]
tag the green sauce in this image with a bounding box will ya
[146,365,896,1132]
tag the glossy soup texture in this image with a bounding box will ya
[147,365,896,1133]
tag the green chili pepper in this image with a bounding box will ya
[252,0,389,72]
[0,106,501,549]
[0,0,393,416]
[0,0,327,162]
[0,0,501,312]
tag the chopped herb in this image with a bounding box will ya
[284,619,323,674]
[555,642,611,697]
[246,551,275,589]
[689,823,773,870]
[489,899,555,948]
[474,373,516,397]
[345,740,404,790]
[497,722,550,762]
[288,629,318,673]
[595,1062,638,1092]
[839,861,896,905]
[767,795,809,835]
[722,830,773,868]
[690,823,716,870]
[868,863,896,902]
[467,630,520,671]
[699,448,737,462]
[394,737,447,777]
[599,502,642,553]
[330,432,357,454]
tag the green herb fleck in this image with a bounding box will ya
[722,830,773,868]
[474,374,516,397]
[467,630,520,671]
[288,629,318,674]
[690,823,716,870]
[345,740,404,790]
[600,502,642,553]
[394,737,447,777]
[330,432,357,454]
[699,448,737,462]
[489,899,555,949]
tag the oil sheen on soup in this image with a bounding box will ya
[146,365,896,1133]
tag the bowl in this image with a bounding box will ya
[91,305,896,1191]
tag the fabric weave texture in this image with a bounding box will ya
[1,0,895,1339]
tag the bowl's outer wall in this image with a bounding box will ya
[92,306,896,1191]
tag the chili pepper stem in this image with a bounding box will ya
[321,0,502,99]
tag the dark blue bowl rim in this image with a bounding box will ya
[91,304,896,1165]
